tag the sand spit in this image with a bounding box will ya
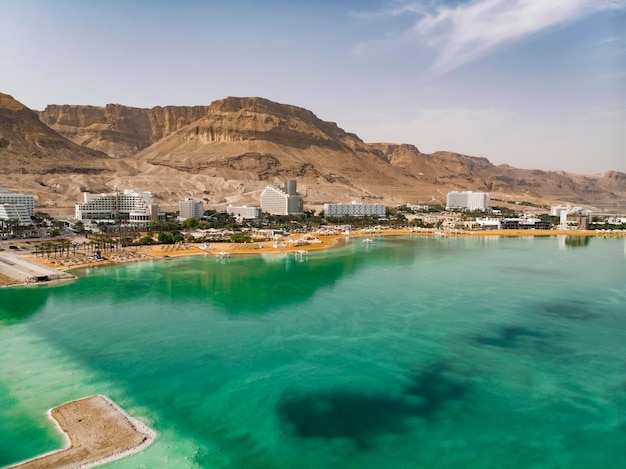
[0,252,75,286]
[7,395,155,469]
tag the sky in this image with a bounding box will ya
[1,0,625,174]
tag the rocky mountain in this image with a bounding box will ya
[370,144,626,209]
[40,103,209,158]
[0,93,120,210]
[0,93,110,174]
[130,97,427,206]
[2,93,626,213]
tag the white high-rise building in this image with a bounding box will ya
[260,180,303,215]
[446,191,490,211]
[0,204,33,225]
[323,201,386,218]
[0,189,35,217]
[75,189,164,223]
[551,205,570,217]
[179,198,204,220]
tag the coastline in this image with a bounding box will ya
[1,228,622,288]
[7,394,155,469]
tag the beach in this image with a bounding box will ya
[7,395,155,469]
[1,228,622,288]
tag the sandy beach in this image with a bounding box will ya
[1,228,622,288]
[7,395,155,469]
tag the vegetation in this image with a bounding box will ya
[229,233,252,243]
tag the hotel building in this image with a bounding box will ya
[75,189,165,223]
[446,191,490,211]
[0,203,33,226]
[323,201,386,218]
[227,205,262,220]
[260,180,303,215]
[0,189,35,218]
[179,198,204,220]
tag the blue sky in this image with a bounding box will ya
[1,0,625,174]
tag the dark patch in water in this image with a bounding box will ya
[277,361,469,447]
[474,326,545,349]
[404,361,470,419]
[277,390,412,448]
[541,299,596,320]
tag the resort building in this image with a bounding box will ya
[0,189,35,217]
[446,191,490,211]
[227,205,262,221]
[500,217,551,230]
[553,205,593,230]
[0,203,33,226]
[323,201,386,218]
[474,217,501,230]
[260,180,303,215]
[179,198,204,220]
[550,205,570,217]
[75,189,165,224]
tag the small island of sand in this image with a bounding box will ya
[8,395,155,469]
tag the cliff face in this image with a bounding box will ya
[39,104,210,157]
[132,97,415,203]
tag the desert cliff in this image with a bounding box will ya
[0,92,624,213]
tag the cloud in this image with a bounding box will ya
[362,0,626,73]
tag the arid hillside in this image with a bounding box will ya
[40,103,210,158]
[2,93,626,213]
[0,93,110,174]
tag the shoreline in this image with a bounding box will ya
[1,228,623,287]
[7,394,155,469]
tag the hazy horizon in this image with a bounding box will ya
[1,0,625,174]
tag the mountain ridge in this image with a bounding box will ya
[1,92,625,212]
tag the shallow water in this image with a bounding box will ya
[1,236,625,468]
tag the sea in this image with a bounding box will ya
[1,235,625,469]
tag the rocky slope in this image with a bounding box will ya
[0,93,110,174]
[39,103,209,158]
[130,97,425,206]
[371,143,626,209]
[2,93,625,213]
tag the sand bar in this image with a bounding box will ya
[7,395,155,469]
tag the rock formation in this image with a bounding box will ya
[40,103,210,157]
[0,92,624,212]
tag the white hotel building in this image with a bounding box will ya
[75,189,164,223]
[323,201,386,218]
[260,180,303,216]
[0,203,32,226]
[227,205,262,220]
[446,191,490,211]
[179,198,204,220]
[0,189,35,218]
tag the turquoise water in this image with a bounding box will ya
[1,236,625,468]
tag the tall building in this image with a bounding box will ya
[323,201,386,218]
[75,189,164,223]
[260,180,303,215]
[0,203,33,225]
[446,191,489,211]
[179,198,204,220]
[0,189,35,217]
